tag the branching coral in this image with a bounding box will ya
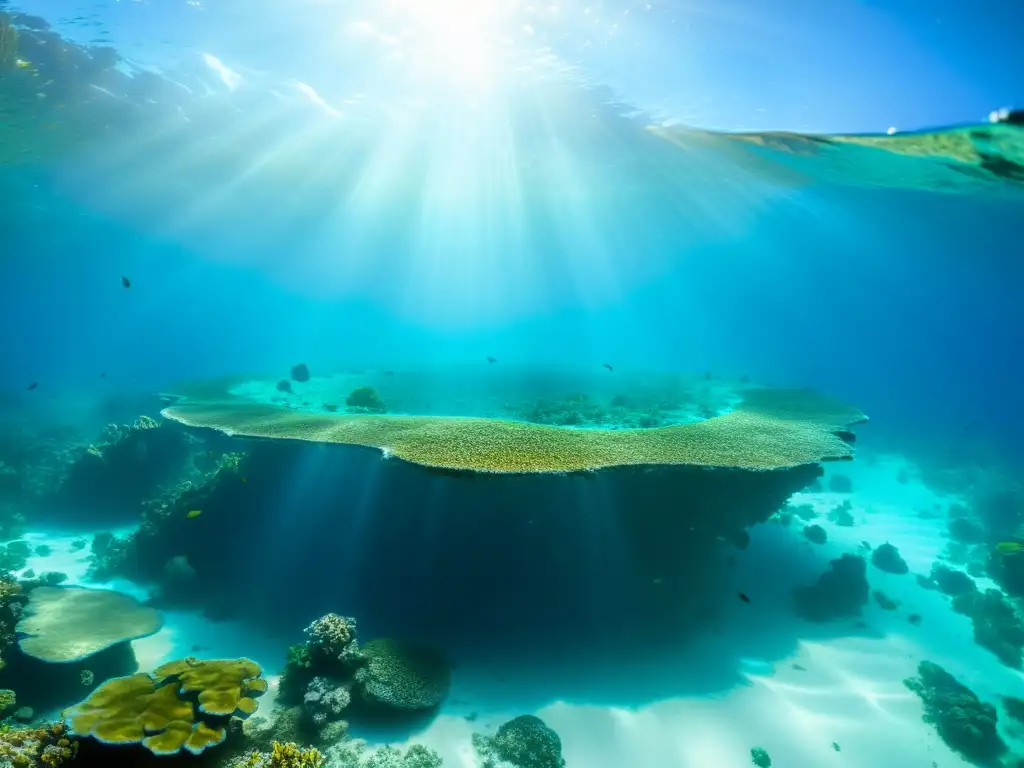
[306,614,361,668]
[65,657,266,756]
[302,677,351,727]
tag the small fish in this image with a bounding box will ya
[121,276,131,288]
[486,357,497,364]
[276,379,293,394]
[602,363,613,372]
[186,510,202,519]
[241,477,247,483]
[384,370,395,376]
[27,381,38,390]
[832,742,840,753]
[737,592,751,604]
[996,542,1024,556]
[791,663,807,672]
[100,372,106,378]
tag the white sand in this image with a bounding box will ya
[15,449,1024,766]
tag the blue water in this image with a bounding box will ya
[2,2,1024,767]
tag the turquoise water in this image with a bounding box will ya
[2,2,1024,767]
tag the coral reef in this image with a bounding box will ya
[0,720,77,767]
[930,564,976,597]
[472,715,565,768]
[949,517,986,544]
[904,660,1006,765]
[870,543,908,575]
[86,451,251,586]
[951,590,1024,669]
[302,677,351,728]
[354,639,451,713]
[803,524,827,545]
[65,657,266,756]
[163,386,866,473]
[793,555,869,622]
[306,615,362,670]
[16,586,162,663]
[827,501,854,527]
[52,416,192,520]
[346,388,387,414]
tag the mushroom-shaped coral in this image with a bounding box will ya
[354,639,450,712]
[16,586,163,663]
[472,714,566,768]
[64,657,266,757]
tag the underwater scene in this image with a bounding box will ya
[1,0,1024,766]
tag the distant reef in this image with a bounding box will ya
[161,385,865,474]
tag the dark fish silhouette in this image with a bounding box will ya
[27,381,38,390]
[276,379,293,394]
[121,276,131,288]
[384,370,395,376]
[100,372,106,378]
[487,357,497,364]
[737,592,751,604]
[290,363,310,382]
[602,363,613,372]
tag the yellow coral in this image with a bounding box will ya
[153,657,264,716]
[163,387,866,474]
[269,741,325,768]
[65,657,266,757]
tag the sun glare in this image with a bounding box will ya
[384,0,518,89]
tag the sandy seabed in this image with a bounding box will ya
[14,452,1022,767]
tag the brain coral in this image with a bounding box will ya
[161,387,866,474]
[472,715,566,768]
[354,639,451,711]
[16,586,163,663]
[65,657,266,756]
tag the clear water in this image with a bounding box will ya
[1,2,1024,767]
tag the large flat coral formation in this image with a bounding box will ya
[162,387,866,474]
[16,585,163,663]
[648,117,1024,196]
